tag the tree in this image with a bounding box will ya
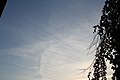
[88,0,120,80]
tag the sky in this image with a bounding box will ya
[0,0,107,80]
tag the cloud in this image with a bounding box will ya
[0,0,106,80]
[1,17,96,80]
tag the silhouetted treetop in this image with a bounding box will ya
[88,0,120,80]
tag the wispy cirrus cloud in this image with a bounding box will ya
[0,0,106,80]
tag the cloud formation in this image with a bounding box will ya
[0,0,105,80]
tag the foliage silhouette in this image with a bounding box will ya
[88,0,120,80]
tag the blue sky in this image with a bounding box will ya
[0,0,106,80]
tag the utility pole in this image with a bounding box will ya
[0,0,7,18]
